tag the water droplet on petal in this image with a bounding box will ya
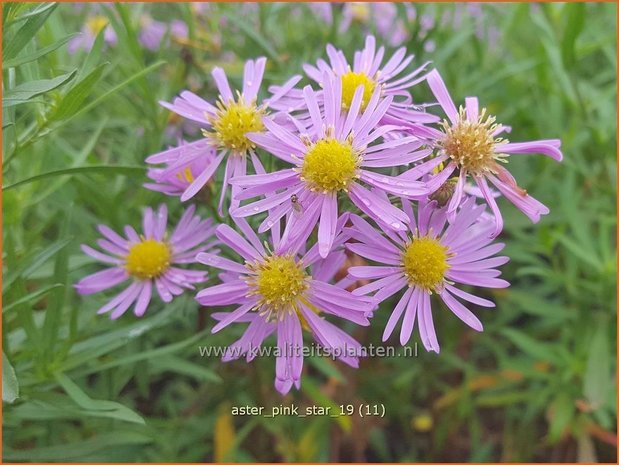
[253,206,260,212]
[391,222,402,229]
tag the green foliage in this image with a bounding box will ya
[2,2,616,462]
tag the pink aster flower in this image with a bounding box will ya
[307,2,333,24]
[230,73,433,258]
[338,3,409,47]
[299,35,437,125]
[75,205,216,319]
[196,216,373,395]
[139,16,188,51]
[144,141,217,197]
[68,16,117,54]
[407,69,563,235]
[346,197,510,352]
[145,58,301,214]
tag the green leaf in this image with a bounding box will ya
[59,303,181,372]
[71,330,209,376]
[557,234,603,271]
[51,63,109,120]
[41,206,73,363]
[52,60,166,127]
[4,3,58,61]
[4,2,56,28]
[3,70,77,108]
[3,430,153,461]
[2,352,19,403]
[3,34,77,69]
[3,237,73,293]
[221,12,279,61]
[3,165,145,191]
[307,356,346,383]
[55,372,145,424]
[500,328,563,365]
[76,27,107,82]
[561,3,586,68]
[548,392,574,442]
[584,323,611,410]
[2,283,64,313]
[153,356,222,383]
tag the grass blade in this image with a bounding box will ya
[3,165,145,191]
[3,34,78,69]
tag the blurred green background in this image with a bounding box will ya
[2,2,617,462]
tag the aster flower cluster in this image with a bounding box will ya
[77,35,562,395]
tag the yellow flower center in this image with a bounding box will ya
[301,138,360,192]
[340,71,377,111]
[246,255,309,320]
[402,237,450,291]
[86,16,109,35]
[126,239,172,280]
[206,97,264,155]
[439,107,508,175]
[349,3,370,22]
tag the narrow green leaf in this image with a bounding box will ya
[153,356,222,383]
[55,373,145,424]
[2,352,19,403]
[51,63,109,120]
[557,234,602,271]
[3,165,145,191]
[561,3,586,68]
[3,430,153,461]
[4,3,58,60]
[114,3,146,65]
[60,303,180,372]
[72,330,209,376]
[3,70,77,108]
[21,117,108,206]
[584,323,611,409]
[76,27,107,82]
[501,328,563,365]
[4,2,56,27]
[2,283,64,313]
[307,356,346,383]
[3,34,77,69]
[41,206,73,363]
[3,237,73,293]
[548,392,574,442]
[221,12,279,61]
[53,60,165,126]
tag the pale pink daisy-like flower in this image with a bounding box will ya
[144,141,217,197]
[338,3,410,47]
[68,16,117,54]
[196,216,373,394]
[406,69,563,235]
[75,205,216,319]
[346,197,510,352]
[298,35,437,125]
[230,73,433,258]
[138,16,188,51]
[145,58,301,213]
[307,2,333,24]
